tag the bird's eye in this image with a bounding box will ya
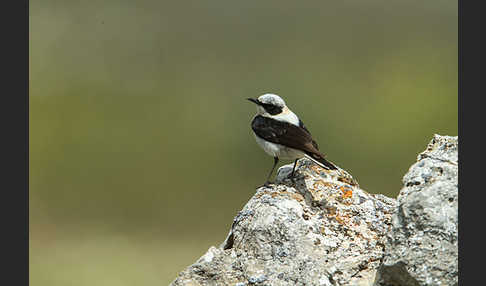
[263,104,281,115]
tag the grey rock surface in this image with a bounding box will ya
[170,134,458,286]
[171,158,397,286]
[374,134,458,286]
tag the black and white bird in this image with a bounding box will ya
[247,93,337,186]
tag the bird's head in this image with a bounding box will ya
[247,93,287,116]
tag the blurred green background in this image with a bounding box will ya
[30,0,457,285]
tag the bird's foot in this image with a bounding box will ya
[288,172,296,183]
[262,181,274,188]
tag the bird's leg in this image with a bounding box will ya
[289,159,299,182]
[263,157,279,187]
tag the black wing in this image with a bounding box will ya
[251,115,321,155]
[299,118,319,150]
[251,115,337,169]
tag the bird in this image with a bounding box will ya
[247,93,337,186]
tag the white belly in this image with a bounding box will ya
[253,133,305,160]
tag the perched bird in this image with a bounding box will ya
[247,93,337,186]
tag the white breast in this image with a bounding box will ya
[253,132,305,160]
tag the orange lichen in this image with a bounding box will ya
[338,186,354,199]
[343,190,353,199]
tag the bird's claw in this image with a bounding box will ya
[288,172,296,183]
[262,181,274,187]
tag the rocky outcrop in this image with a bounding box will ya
[374,135,458,286]
[171,158,396,285]
[170,135,458,286]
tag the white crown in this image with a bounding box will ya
[258,93,286,107]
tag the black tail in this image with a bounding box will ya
[304,152,338,170]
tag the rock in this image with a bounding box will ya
[171,158,397,286]
[170,134,458,286]
[374,134,458,286]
